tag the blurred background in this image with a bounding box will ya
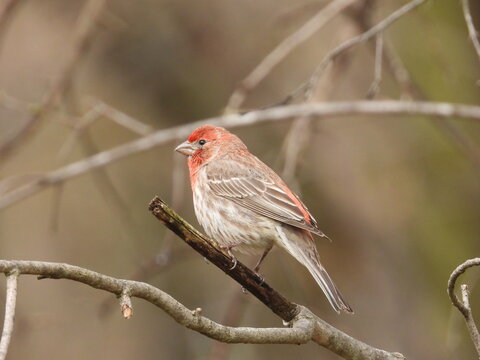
[0,0,480,359]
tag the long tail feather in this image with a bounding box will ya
[275,224,353,314]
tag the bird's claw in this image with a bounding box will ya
[228,255,238,270]
[221,245,238,270]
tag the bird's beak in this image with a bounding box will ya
[175,141,196,156]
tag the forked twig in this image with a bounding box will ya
[447,258,480,357]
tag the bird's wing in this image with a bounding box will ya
[206,160,325,236]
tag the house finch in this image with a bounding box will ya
[175,125,353,313]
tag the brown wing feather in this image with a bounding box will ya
[206,160,325,236]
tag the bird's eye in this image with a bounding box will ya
[198,139,206,146]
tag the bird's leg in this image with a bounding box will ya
[253,244,273,281]
[220,244,238,270]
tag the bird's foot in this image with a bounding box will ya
[220,245,238,270]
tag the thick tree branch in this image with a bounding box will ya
[448,258,480,357]
[1,100,480,210]
[0,272,18,360]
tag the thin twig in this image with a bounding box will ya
[59,101,153,160]
[462,0,480,66]
[381,40,417,99]
[281,117,312,183]
[119,288,133,319]
[354,13,480,175]
[225,0,357,112]
[447,258,480,357]
[301,0,425,101]
[0,0,107,159]
[2,100,480,210]
[0,272,19,360]
[366,32,383,99]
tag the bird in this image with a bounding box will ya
[175,125,353,313]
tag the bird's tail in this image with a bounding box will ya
[275,224,353,314]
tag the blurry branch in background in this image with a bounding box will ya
[0,0,107,160]
[279,1,371,183]
[302,0,425,101]
[0,92,29,114]
[0,272,18,360]
[225,0,357,112]
[462,0,480,67]
[361,2,480,175]
[274,0,422,182]
[0,0,20,38]
[59,100,154,160]
[54,99,156,235]
[448,258,480,357]
[366,33,383,99]
[2,100,480,210]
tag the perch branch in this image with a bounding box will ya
[0,272,18,360]
[2,100,480,210]
[447,258,480,357]
[148,196,403,359]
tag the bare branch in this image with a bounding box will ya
[366,33,383,99]
[0,272,19,360]
[0,199,404,359]
[0,260,315,345]
[0,0,107,159]
[462,0,480,66]
[303,0,425,100]
[119,289,133,319]
[148,197,403,359]
[2,100,480,210]
[447,258,480,357]
[226,0,357,112]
